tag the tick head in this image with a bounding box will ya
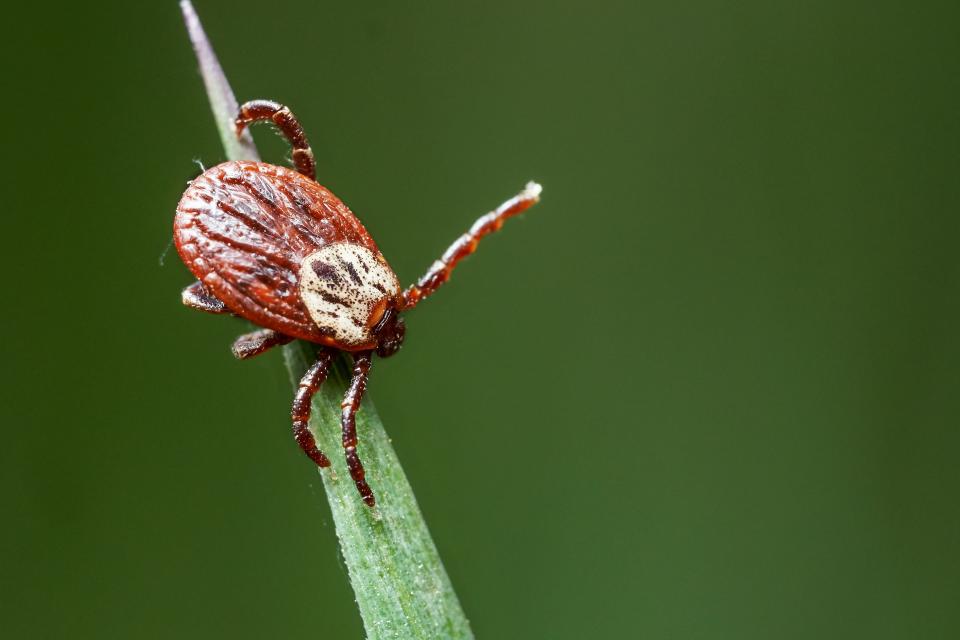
[372,305,405,358]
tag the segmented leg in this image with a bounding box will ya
[235,99,316,180]
[401,182,543,310]
[182,281,228,314]
[291,349,335,468]
[341,351,376,507]
[232,329,294,360]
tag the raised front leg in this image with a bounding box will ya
[341,351,376,507]
[290,349,335,468]
[235,99,316,180]
[182,281,228,314]
[232,328,294,359]
[401,181,542,310]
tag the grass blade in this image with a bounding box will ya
[179,3,474,637]
[181,0,259,163]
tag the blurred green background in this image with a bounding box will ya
[2,0,958,637]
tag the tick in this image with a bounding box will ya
[174,99,542,507]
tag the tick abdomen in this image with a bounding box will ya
[174,161,394,347]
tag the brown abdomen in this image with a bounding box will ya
[174,161,386,345]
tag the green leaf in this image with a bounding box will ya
[179,3,473,637]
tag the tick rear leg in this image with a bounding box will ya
[235,99,316,180]
[182,281,228,314]
[291,349,335,468]
[341,351,376,507]
[232,329,294,360]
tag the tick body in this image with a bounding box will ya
[175,99,541,506]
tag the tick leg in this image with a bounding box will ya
[400,182,543,309]
[232,329,294,360]
[291,349,335,468]
[235,99,316,181]
[341,351,376,507]
[182,281,228,314]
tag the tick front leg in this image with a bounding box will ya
[231,329,294,359]
[341,351,376,507]
[401,181,543,309]
[235,99,316,181]
[182,281,228,314]
[291,349,335,468]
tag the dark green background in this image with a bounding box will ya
[2,1,958,637]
